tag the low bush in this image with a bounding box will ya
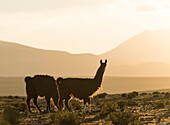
[153,91,160,95]
[140,93,148,96]
[121,93,127,98]
[0,114,10,125]
[2,106,19,124]
[50,111,84,125]
[127,100,138,107]
[106,110,140,125]
[99,102,118,117]
[70,102,82,110]
[117,101,127,111]
[8,95,13,99]
[14,96,19,99]
[132,91,139,97]
[127,91,138,99]
[94,93,108,98]
[153,94,160,98]
[18,103,27,112]
[154,100,165,109]
[12,103,27,112]
[165,92,170,98]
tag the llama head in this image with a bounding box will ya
[100,59,107,65]
[99,59,107,72]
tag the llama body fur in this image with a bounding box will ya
[25,75,59,113]
[57,60,107,111]
[59,78,101,100]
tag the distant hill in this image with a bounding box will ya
[1,29,170,76]
[0,41,100,76]
[102,29,170,76]
[102,29,170,64]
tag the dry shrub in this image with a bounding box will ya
[3,106,19,124]
[0,114,10,125]
[70,102,82,110]
[50,111,84,125]
[106,110,140,125]
[99,102,118,117]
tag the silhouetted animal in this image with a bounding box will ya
[57,59,107,112]
[24,75,59,113]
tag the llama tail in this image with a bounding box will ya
[24,76,32,84]
[56,77,63,85]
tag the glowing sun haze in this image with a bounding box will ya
[0,0,170,54]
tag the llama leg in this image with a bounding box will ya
[88,104,91,113]
[83,105,87,113]
[83,100,87,113]
[58,97,64,111]
[65,96,71,111]
[27,97,32,113]
[45,96,51,112]
[87,97,91,113]
[33,97,42,112]
[52,97,59,110]
[83,98,91,113]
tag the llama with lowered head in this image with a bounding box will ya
[25,75,59,113]
[57,59,107,112]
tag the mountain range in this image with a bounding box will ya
[1,29,170,76]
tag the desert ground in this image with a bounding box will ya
[1,91,170,125]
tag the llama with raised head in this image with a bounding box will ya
[57,59,107,112]
[25,75,59,113]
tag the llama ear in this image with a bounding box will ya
[105,59,107,64]
[100,60,102,64]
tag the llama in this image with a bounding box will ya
[24,75,59,113]
[56,59,107,112]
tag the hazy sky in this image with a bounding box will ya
[0,0,170,54]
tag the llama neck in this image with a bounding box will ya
[94,67,104,84]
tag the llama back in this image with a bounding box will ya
[33,75,58,97]
[58,78,102,99]
[70,78,103,98]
